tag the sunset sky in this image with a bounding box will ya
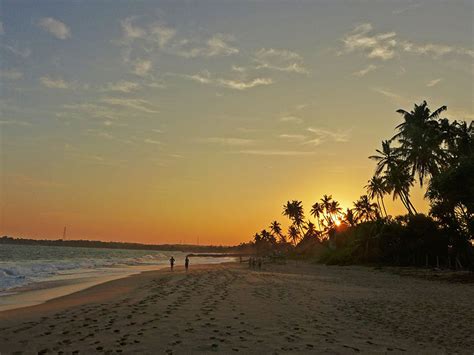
[1,0,473,245]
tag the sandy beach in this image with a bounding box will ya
[0,262,473,354]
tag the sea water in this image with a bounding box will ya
[0,244,233,293]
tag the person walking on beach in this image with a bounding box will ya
[185,256,189,271]
[170,256,175,271]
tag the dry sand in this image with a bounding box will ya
[0,262,473,354]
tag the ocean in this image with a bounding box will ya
[0,244,234,294]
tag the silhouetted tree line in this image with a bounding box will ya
[0,236,253,254]
[250,101,473,269]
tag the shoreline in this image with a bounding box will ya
[0,256,238,313]
[0,264,167,313]
[1,262,473,353]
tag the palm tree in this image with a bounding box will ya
[320,195,334,225]
[310,202,323,231]
[329,200,342,221]
[384,161,417,214]
[287,225,300,246]
[303,221,320,240]
[369,140,401,176]
[393,101,448,185]
[353,195,379,222]
[370,140,417,214]
[283,200,305,235]
[344,208,357,226]
[269,220,285,243]
[253,233,261,244]
[365,176,388,217]
[261,229,276,245]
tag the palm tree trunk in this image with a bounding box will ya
[399,192,413,214]
[380,195,388,217]
[376,198,383,219]
[407,198,418,214]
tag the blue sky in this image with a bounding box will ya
[1,0,473,243]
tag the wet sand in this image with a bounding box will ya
[0,262,473,354]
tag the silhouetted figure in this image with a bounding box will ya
[185,256,189,271]
[248,257,252,268]
[170,256,175,271]
[251,258,256,268]
[257,258,262,269]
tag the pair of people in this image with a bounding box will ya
[169,256,190,271]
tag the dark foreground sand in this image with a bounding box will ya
[0,262,473,354]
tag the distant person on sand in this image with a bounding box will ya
[185,256,189,271]
[170,256,175,271]
[257,258,262,269]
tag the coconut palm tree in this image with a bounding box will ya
[365,176,388,217]
[384,161,417,214]
[320,195,334,225]
[310,202,323,231]
[329,200,342,221]
[393,101,448,185]
[369,140,401,176]
[269,220,285,243]
[253,233,261,244]
[261,229,276,245]
[287,225,300,246]
[303,221,319,240]
[353,195,379,222]
[370,140,417,214]
[283,200,305,235]
[344,208,357,226]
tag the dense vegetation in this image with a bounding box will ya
[250,101,474,269]
[0,236,253,254]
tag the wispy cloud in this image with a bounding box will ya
[2,43,31,58]
[426,78,442,87]
[371,87,406,103]
[183,71,273,91]
[279,115,303,124]
[306,127,350,145]
[238,150,315,156]
[342,23,474,61]
[0,119,31,127]
[199,137,255,146]
[342,23,397,60]
[352,64,377,77]
[38,17,71,40]
[254,48,308,74]
[392,2,422,15]
[40,76,70,89]
[171,34,239,58]
[219,77,273,90]
[102,80,140,93]
[0,69,23,80]
[0,21,4,35]
[132,59,152,77]
[101,97,159,113]
[144,138,162,145]
[119,16,238,59]
[62,103,117,120]
[278,134,307,141]
[120,17,176,47]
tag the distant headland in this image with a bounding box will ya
[0,236,252,253]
